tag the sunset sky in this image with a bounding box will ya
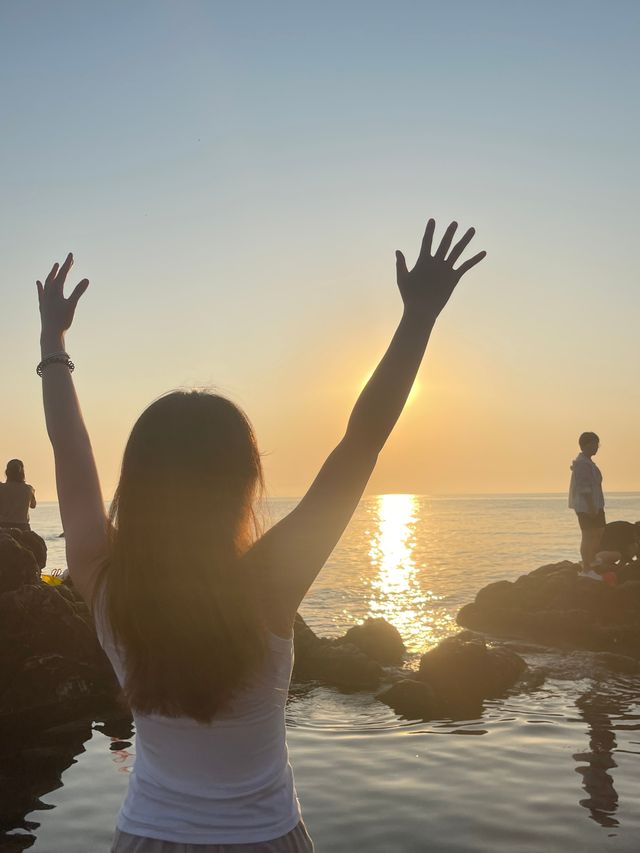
[1,1,639,501]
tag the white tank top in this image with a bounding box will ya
[94,592,301,844]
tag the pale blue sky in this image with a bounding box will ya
[1,1,639,498]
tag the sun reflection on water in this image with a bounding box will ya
[367,494,454,654]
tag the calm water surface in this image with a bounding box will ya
[6,495,640,852]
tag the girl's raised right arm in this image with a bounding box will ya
[247,219,486,630]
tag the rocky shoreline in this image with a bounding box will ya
[0,529,120,733]
[294,614,527,720]
[2,530,639,850]
[457,560,640,660]
[1,528,638,734]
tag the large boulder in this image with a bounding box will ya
[0,582,111,672]
[0,537,40,595]
[376,632,527,720]
[337,618,406,664]
[0,531,119,734]
[457,561,640,657]
[0,654,116,732]
[293,615,382,689]
[4,529,47,570]
[417,633,526,714]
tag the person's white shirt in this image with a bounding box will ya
[94,588,302,845]
[568,452,604,513]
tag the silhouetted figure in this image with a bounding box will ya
[569,433,605,573]
[35,222,486,851]
[593,520,640,574]
[0,460,36,532]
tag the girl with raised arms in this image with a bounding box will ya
[36,218,485,853]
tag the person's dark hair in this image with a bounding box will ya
[5,459,25,483]
[97,390,267,723]
[578,432,599,451]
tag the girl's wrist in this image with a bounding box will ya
[40,331,66,357]
[401,306,437,333]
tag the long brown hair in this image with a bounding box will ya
[99,390,267,722]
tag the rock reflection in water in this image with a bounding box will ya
[0,713,133,850]
[572,687,631,829]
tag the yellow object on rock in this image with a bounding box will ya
[41,574,64,587]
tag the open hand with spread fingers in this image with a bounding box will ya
[37,253,89,343]
[396,219,486,321]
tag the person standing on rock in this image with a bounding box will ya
[35,219,486,853]
[0,459,37,531]
[569,432,605,574]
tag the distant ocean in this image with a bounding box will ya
[7,495,640,852]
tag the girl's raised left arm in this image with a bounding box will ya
[37,253,107,601]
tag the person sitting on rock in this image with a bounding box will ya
[0,459,37,532]
[34,222,486,853]
[593,520,640,572]
[568,432,605,574]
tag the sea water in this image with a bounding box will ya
[5,495,640,852]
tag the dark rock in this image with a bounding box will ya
[617,564,640,585]
[526,609,597,646]
[598,625,640,655]
[611,581,640,614]
[417,633,526,713]
[457,560,640,657]
[6,530,47,570]
[0,583,106,669]
[0,654,118,732]
[0,529,120,734]
[458,602,527,635]
[377,679,441,720]
[294,640,382,689]
[293,614,382,689]
[378,631,531,722]
[455,629,486,643]
[528,560,578,579]
[337,618,405,664]
[456,602,484,631]
[476,580,519,609]
[0,538,40,594]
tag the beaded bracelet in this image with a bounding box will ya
[36,353,75,377]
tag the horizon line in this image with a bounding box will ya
[34,489,640,505]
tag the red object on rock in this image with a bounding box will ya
[602,571,618,586]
